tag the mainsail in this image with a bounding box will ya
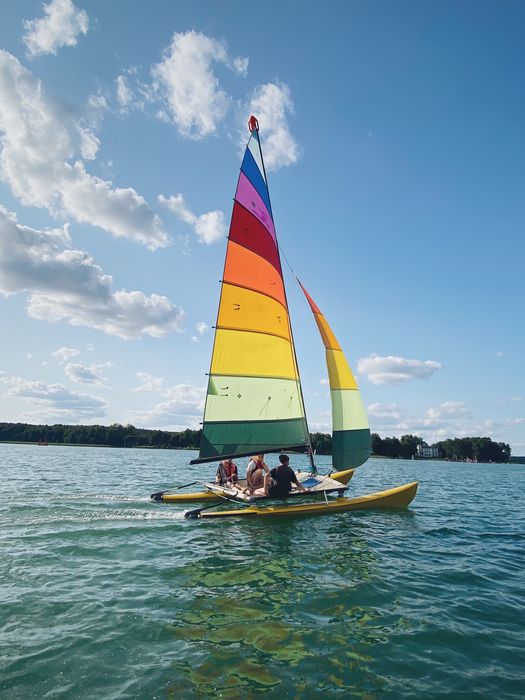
[299,282,371,469]
[191,118,311,464]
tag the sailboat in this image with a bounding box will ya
[151,116,418,518]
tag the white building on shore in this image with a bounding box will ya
[416,445,440,459]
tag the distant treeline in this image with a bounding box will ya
[0,423,512,462]
[0,422,202,450]
[433,437,511,463]
[371,433,424,460]
[371,433,511,463]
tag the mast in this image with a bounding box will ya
[249,118,316,473]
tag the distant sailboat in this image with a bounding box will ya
[151,116,417,517]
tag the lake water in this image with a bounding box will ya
[1,444,524,698]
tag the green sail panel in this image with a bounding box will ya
[192,121,310,465]
[332,429,372,471]
[198,418,310,462]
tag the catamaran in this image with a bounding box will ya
[151,116,418,518]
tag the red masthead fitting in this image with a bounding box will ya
[248,115,259,133]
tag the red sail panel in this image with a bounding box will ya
[228,202,282,274]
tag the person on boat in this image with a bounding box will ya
[215,459,242,491]
[264,455,308,498]
[246,454,269,493]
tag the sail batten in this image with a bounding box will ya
[194,122,310,465]
[298,281,371,469]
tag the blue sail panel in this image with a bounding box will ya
[241,148,273,219]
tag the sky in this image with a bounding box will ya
[0,0,523,453]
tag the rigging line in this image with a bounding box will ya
[277,240,298,279]
[277,239,307,303]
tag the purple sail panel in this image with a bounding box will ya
[235,172,276,244]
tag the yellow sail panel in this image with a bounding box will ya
[326,349,358,390]
[211,329,298,379]
[218,284,290,340]
[331,389,369,431]
[314,314,341,350]
[204,376,304,422]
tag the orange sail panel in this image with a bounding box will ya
[299,281,371,469]
[193,127,310,464]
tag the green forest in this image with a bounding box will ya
[0,422,201,450]
[0,422,512,462]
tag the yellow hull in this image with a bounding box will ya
[159,490,219,503]
[199,482,418,519]
[329,468,355,486]
[155,468,355,503]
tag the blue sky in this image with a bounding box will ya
[0,0,523,452]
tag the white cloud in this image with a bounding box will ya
[245,83,298,171]
[0,50,169,249]
[365,400,480,445]
[309,419,332,433]
[357,353,442,385]
[78,127,100,160]
[65,362,111,385]
[496,351,504,357]
[23,0,89,58]
[319,378,329,386]
[233,56,249,77]
[133,371,164,392]
[53,346,80,364]
[152,31,247,139]
[1,374,106,422]
[368,402,403,420]
[114,69,146,114]
[190,321,209,343]
[115,74,133,109]
[128,383,205,429]
[426,401,468,421]
[0,206,185,339]
[495,396,522,405]
[158,193,226,244]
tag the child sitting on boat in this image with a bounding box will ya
[246,454,269,494]
[215,459,243,492]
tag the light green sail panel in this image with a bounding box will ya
[204,376,305,423]
[331,389,369,432]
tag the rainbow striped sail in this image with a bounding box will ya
[299,282,371,469]
[191,118,311,464]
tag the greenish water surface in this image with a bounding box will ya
[1,444,524,698]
